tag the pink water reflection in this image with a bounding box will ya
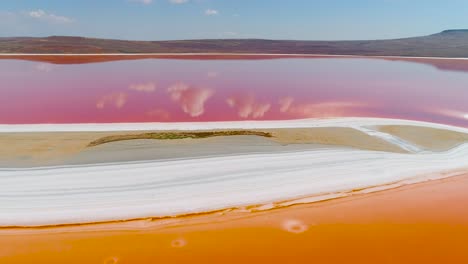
[0,58,467,127]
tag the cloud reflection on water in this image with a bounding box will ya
[129,82,156,93]
[146,108,170,120]
[226,94,271,119]
[279,96,368,118]
[2,58,468,126]
[96,92,128,109]
[167,82,214,117]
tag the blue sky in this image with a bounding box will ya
[1,0,468,40]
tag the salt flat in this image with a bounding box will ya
[1,118,468,226]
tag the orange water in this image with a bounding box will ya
[2,174,468,263]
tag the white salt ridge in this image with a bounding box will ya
[352,126,424,153]
[1,118,468,226]
[1,138,468,226]
[1,117,468,133]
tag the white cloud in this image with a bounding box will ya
[28,10,45,18]
[205,9,219,16]
[221,31,238,37]
[130,0,188,4]
[27,9,73,24]
[169,0,189,4]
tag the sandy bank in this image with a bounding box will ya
[1,118,468,167]
[0,127,409,167]
[377,125,468,151]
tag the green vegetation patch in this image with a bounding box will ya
[87,130,272,147]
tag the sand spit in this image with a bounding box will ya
[1,118,468,167]
[377,125,468,151]
[0,126,460,167]
[1,118,468,226]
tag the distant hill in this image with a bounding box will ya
[1,30,468,57]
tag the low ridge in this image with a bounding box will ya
[1,30,468,57]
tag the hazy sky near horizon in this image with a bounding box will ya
[1,0,468,40]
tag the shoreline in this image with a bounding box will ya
[2,168,466,230]
[2,117,468,133]
[0,53,468,60]
[2,172,468,263]
[4,53,468,75]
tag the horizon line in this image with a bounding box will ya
[1,53,468,60]
[1,29,466,42]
